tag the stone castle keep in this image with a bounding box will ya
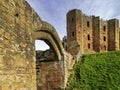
[63,9,120,56]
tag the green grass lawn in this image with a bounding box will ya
[68,51,120,90]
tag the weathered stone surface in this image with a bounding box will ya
[66,9,120,55]
[0,0,74,90]
[37,61,64,90]
[0,0,77,90]
[0,0,37,89]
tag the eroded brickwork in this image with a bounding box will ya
[66,9,120,55]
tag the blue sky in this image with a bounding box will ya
[26,0,120,50]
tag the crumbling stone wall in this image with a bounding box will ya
[0,0,69,90]
[37,61,64,90]
[108,19,120,51]
[82,15,94,53]
[66,9,82,55]
[92,16,100,52]
[66,9,120,55]
[99,20,108,52]
[0,0,40,89]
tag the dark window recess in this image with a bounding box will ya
[88,43,90,49]
[87,21,90,27]
[15,13,19,17]
[73,57,74,60]
[72,18,74,22]
[104,36,106,41]
[72,32,75,37]
[88,35,90,40]
[103,26,106,31]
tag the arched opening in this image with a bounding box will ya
[34,21,64,90]
[35,39,58,90]
[34,30,62,61]
[35,39,57,61]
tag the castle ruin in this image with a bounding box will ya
[64,9,120,56]
[0,0,74,89]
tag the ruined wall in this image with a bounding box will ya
[37,61,64,90]
[0,0,42,89]
[66,9,120,55]
[66,9,94,55]
[75,10,83,53]
[108,19,119,51]
[92,16,100,52]
[99,20,108,52]
[66,9,82,55]
[36,50,64,90]
[82,15,93,54]
[0,0,76,89]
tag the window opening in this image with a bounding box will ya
[88,34,90,40]
[104,36,106,41]
[88,43,90,49]
[72,32,75,37]
[103,26,106,31]
[87,21,90,27]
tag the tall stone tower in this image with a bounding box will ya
[92,16,100,52]
[108,19,119,51]
[92,16,108,52]
[66,9,82,55]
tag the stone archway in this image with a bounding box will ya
[34,31,61,60]
[34,21,64,58]
[33,21,65,90]
[0,0,72,90]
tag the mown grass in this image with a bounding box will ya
[68,51,120,90]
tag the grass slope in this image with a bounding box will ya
[68,51,120,90]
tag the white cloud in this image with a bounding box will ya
[35,40,50,50]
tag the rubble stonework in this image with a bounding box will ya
[65,9,120,55]
[0,0,37,89]
[0,0,72,90]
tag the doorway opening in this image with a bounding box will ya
[35,40,56,61]
[35,40,57,90]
